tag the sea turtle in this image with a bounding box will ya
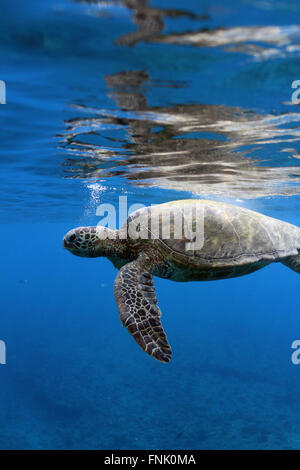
[63,200,300,363]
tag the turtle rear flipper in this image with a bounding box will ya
[114,253,172,363]
[282,252,300,273]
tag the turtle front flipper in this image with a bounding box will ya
[114,253,172,363]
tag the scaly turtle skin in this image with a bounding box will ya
[63,200,300,363]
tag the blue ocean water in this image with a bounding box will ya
[1,0,300,450]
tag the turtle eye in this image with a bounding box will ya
[69,234,76,242]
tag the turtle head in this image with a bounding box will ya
[63,226,118,258]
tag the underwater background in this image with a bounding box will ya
[1,0,300,450]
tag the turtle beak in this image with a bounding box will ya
[62,237,69,249]
[63,230,76,250]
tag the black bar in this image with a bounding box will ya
[0,449,299,458]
